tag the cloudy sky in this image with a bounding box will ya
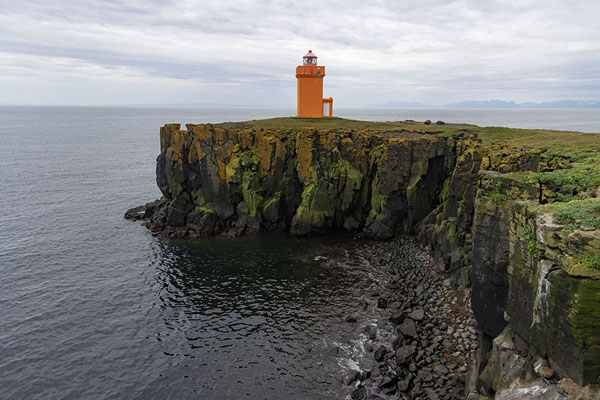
[1,0,599,107]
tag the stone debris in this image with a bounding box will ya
[337,237,477,399]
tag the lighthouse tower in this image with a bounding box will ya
[296,50,333,118]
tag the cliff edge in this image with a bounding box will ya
[126,117,600,397]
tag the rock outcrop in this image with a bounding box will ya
[133,123,478,239]
[126,119,600,396]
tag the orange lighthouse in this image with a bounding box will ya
[296,50,333,118]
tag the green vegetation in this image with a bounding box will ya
[539,198,600,231]
[239,117,440,132]
[194,205,215,215]
[467,126,600,154]
[238,150,260,166]
[225,116,600,216]
[575,257,600,271]
[227,116,600,155]
[534,154,600,197]
[522,227,540,258]
[491,181,507,205]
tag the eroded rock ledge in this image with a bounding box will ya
[127,123,478,240]
[126,119,600,397]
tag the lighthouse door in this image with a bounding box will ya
[323,102,330,117]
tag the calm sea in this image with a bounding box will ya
[1,106,599,400]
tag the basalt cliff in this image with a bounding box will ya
[126,117,600,398]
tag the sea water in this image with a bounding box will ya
[1,106,598,399]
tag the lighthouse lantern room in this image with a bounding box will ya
[296,50,333,118]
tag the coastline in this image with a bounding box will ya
[125,117,600,398]
[320,236,477,399]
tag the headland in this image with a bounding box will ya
[126,117,600,398]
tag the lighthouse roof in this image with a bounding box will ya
[303,50,317,58]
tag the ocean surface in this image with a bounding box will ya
[1,106,599,400]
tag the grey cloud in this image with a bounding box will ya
[0,0,599,106]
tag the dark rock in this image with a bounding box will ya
[380,375,398,389]
[399,319,417,337]
[342,370,361,385]
[365,325,377,340]
[361,370,371,381]
[362,301,369,311]
[344,315,358,323]
[124,205,146,220]
[262,195,283,223]
[424,119,432,125]
[392,335,404,350]
[418,370,433,382]
[374,345,388,362]
[408,309,424,321]
[343,216,361,232]
[435,120,445,125]
[165,207,187,226]
[377,296,388,309]
[423,388,439,399]
[395,344,417,365]
[187,210,218,236]
[397,377,411,392]
[382,386,397,395]
[389,300,403,309]
[370,364,382,379]
[389,310,405,325]
[351,385,367,400]
[433,365,449,375]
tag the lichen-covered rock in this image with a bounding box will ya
[419,138,485,287]
[505,202,600,386]
[468,172,600,387]
[134,123,473,238]
[470,172,539,339]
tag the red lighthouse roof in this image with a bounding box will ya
[303,50,318,66]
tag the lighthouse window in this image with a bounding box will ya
[304,57,316,64]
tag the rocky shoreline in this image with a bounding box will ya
[327,237,600,400]
[126,119,600,397]
[322,236,478,400]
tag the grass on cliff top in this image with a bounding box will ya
[240,116,437,132]
[538,198,600,231]
[467,126,600,155]
[238,117,600,155]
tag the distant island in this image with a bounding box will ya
[367,99,600,109]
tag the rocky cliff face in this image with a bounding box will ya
[131,123,475,239]
[126,120,600,395]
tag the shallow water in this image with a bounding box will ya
[0,106,598,399]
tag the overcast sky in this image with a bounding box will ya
[1,0,599,107]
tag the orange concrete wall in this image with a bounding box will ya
[296,65,325,118]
